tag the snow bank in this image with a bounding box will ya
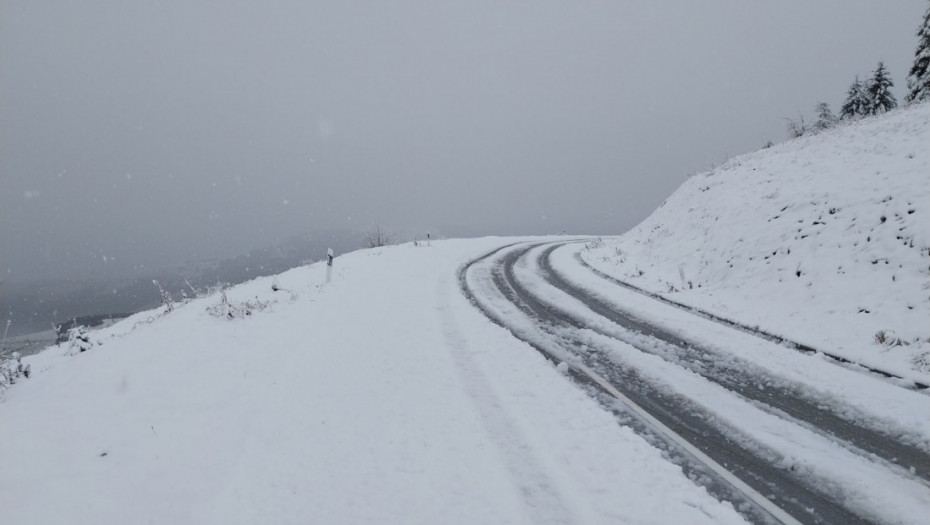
[584,103,930,380]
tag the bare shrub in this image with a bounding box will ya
[874,329,905,347]
[362,225,396,248]
[153,280,174,312]
[585,237,605,250]
[785,113,808,138]
[206,290,272,320]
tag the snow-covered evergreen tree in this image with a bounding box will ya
[905,3,930,103]
[866,61,897,114]
[812,102,837,132]
[68,326,92,353]
[840,77,869,119]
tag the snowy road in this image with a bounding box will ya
[3,237,928,524]
[0,238,755,525]
[462,240,930,525]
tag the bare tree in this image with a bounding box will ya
[362,225,396,248]
[785,112,807,138]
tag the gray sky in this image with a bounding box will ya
[1,0,925,282]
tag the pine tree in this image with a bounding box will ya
[866,61,897,114]
[812,102,837,132]
[840,77,869,119]
[905,3,930,103]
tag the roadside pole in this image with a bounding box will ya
[1,319,11,356]
[326,248,334,283]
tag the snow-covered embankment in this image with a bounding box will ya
[584,103,930,381]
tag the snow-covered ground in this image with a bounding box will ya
[583,103,930,382]
[4,105,928,525]
[0,238,747,525]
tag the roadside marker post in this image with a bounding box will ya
[326,248,334,283]
[1,319,10,356]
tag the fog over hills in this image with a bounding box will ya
[2,1,924,288]
[0,229,361,337]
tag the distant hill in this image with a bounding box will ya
[0,229,361,337]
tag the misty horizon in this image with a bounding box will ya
[2,1,926,285]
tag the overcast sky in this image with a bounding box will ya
[1,0,925,283]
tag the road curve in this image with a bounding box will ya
[460,239,930,525]
[536,243,930,482]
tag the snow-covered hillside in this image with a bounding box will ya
[0,239,746,525]
[3,105,928,525]
[584,103,930,381]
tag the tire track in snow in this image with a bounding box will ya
[487,241,929,524]
[498,245,863,524]
[459,242,800,525]
[436,273,583,525]
[536,243,930,482]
